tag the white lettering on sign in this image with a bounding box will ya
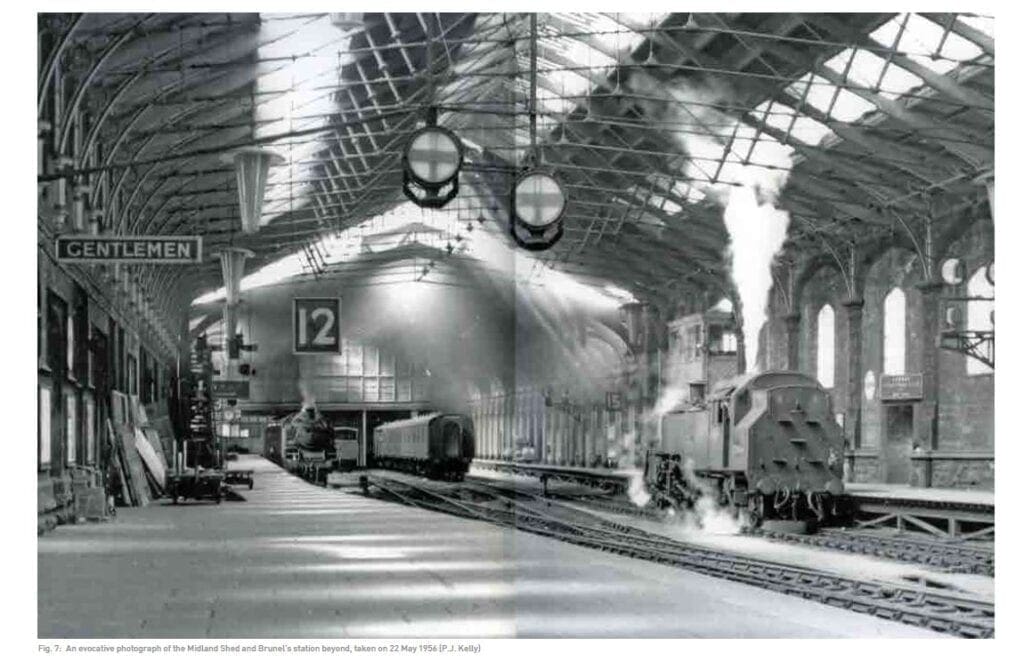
[311,308,336,345]
[55,236,202,264]
[294,298,341,353]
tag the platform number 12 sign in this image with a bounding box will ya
[293,298,341,353]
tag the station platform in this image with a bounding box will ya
[844,482,993,507]
[843,483,994,540]
[38,456,942,638]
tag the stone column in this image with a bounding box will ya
[784,312,801,371]
[503,394,513,458]
[586,406,596,468]
[534,392,542,459]
[491,399,499,463]
[543,399,552,464]
[841,299,865,453]
[913,282,944,480]
[560,408,570,465]
[360,410,368,467]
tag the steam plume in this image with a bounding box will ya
[629,71,794,371]
[298,380,316,410]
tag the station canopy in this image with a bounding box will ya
[38,12,994,312]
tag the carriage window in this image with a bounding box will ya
[690,383,706,403]
[816,304,835,388]
[708,325,737,354]
[883,288,906,375]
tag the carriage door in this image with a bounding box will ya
[883,404,914,484]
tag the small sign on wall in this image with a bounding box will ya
[211,380,250,400]
[55,235,202,264]
[294,297,341,353]
[879,373,923,401]
[606,391,623,412]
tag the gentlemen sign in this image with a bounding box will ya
[294,297,341,353]
[55,236,202,264]
[879,373,924,401]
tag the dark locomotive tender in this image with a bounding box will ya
[284,406,336,462]
[651,370,845,525]
[373,413,475,480]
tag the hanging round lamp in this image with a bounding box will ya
[402,124,464,209]
[513,170,566,232]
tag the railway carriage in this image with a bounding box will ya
[334,427,360,470]
[373,413,475,480]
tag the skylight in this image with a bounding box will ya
[787,72,878,123]
[754,100,833,146]
[193,201,450,304]
[603,284,637,302]
[958,14,994,39]
[824,48,924,100]
[870,13,985,76]
[255,14,357,227]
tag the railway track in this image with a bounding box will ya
[364,474,994,638]
[751,527,995,576]
[472,477,996,576]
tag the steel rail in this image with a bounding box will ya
[363,474,994,638]
[749,528,994,576]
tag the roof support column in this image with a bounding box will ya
[784,313,801,372]
[542,395,552,464]
[841,299,865,457]
[911,281,944,487]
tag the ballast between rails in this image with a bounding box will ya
[750,528,994,576]
[469,475,996,577]
[361,474,994,639]
[472,459,630,495]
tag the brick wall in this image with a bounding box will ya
[763,216,993,489]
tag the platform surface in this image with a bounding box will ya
[39,456,942,638]
[845,482,994,506]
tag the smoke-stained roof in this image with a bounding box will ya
[38,12,994,327]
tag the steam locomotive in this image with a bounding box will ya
[373,413,475,480]
[282,406,336,462]
[649,370,845,526]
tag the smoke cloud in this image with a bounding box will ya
[629,71,794,371]
[298,380,316,409]
[723,181,790,373]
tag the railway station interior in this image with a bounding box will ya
[32,10,1005,645]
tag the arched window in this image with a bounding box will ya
[883,288,906,375]
[816,304,835,388]
[966,266,994,376]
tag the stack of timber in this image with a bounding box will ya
[106,393,174,506]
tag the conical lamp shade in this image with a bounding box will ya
[218,247,254,306]
[226,147,284,233]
